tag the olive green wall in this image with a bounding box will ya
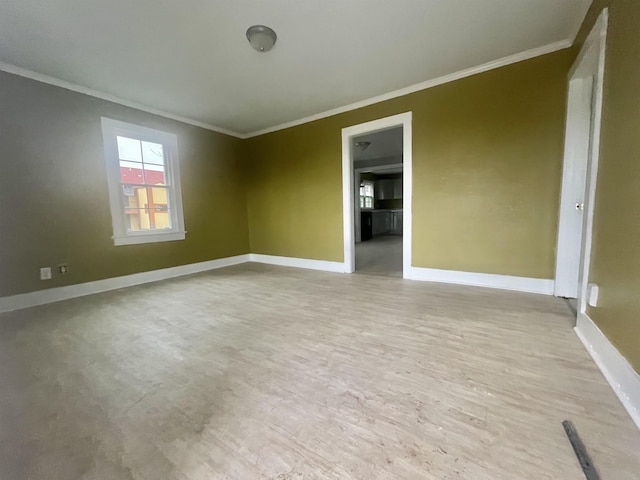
[0,71,250,297]
[575,0,640,372]
[245,50,572,278]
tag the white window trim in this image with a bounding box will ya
[101,117,186,246]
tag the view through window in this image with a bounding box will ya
[360,180,374,209]
[117,136,171,232]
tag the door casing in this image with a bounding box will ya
[341,112,412,276]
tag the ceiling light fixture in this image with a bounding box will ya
[355,141,371,151]
[246,25,277,53]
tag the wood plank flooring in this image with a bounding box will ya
[0,263,638,479]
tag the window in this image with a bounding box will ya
[101,118,185,246]
[360,180,374,209]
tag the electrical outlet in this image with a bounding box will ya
[587,283,599,307]
[40,267,52,280]
[58,264,69,275]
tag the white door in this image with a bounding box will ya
[554,11,607,302]
[554,76,594,298]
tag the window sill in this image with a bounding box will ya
[113,231,186,246]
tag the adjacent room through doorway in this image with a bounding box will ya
[352,127,403,277]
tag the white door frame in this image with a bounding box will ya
[341,112,412,276]
[554,10,608,310]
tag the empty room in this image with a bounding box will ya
[1,1,639,479]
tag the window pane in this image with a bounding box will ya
[365,197,373,208]
[142,141,164,165]
[124,207,172,231]
[124,208,151,232]
[122,185,143,208]
[120,161,145,184]
[153,209,171,230]
[122,185,170,210]
[360,197,364,208]
[142,163,166,185]
[147,186,170,212]
[117,136,142,162]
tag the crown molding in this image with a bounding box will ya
[0,38,572,141]
[244,39,572,138]
[0,61,244,139]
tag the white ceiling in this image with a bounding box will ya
[353,128,403,162]
[0,0,591,136]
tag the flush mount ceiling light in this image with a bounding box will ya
[355,141,371,151]
[246,25,277,53]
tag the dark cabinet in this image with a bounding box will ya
[361,211,372,241]
[374,179,403,200]
[391,211,403,235]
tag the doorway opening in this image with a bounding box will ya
[554,10,607,317]
[354,129,403,276]
[341,112,412,278]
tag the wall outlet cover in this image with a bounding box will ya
[40,267,52,280]
[587,283,599,307]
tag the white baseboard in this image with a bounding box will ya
[0,254,251,314]
[250,254,346,273]
[575,313,640,431]
[405,266,555,295]
[0,255,556,313]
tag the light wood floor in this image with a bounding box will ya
[0,263,638,479]
[356,235,403,277]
